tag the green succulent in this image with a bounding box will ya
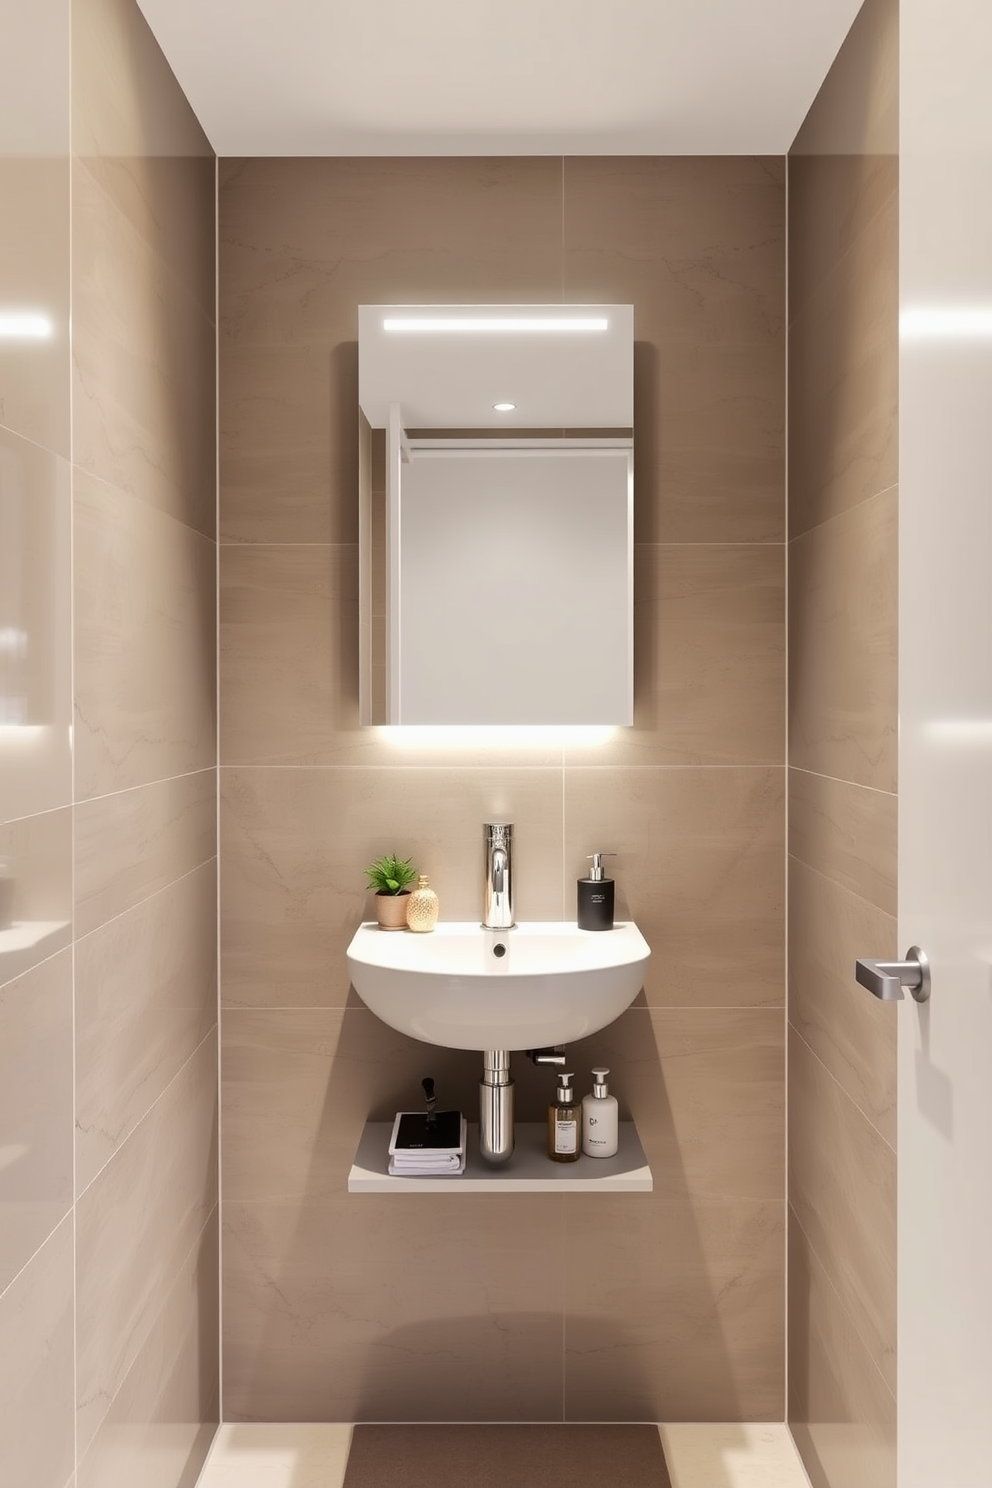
[365,853,418,896]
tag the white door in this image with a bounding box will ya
[898,3,992,1483]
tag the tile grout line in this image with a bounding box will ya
[787,849,895,928]
[788,762,897,799]
[789,1205,897,1406]
[787,1021,896,1159]
[783,142,790,1430]
[215,145,225,1435]
[74,855,217,951]
[787,479,898,546]
[74,1025,217,1209]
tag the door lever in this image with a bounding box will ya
[855,946,931,1003]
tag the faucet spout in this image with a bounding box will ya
[483,822,515,930]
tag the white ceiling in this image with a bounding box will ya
[135,0,865,157]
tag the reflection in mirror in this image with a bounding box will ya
[358,305,634,727]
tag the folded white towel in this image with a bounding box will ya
[388,1150,466,1178]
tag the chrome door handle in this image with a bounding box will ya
[855,946,931,1003]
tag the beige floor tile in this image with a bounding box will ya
[661,1423,811,1487]
[198,1424,353,1488]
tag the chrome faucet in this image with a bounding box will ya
[482,822,515,930]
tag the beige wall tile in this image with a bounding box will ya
[74,469,216,799]
[220,157,563,349]
[71,0,213,320]
[0,157,70,455]
[0,949,73,1291]
[788,192,897,538]
[0,805,73,987]
[221,765,564,1007]
[661,1423,811,1488]
[0,429,72,823]
[563,1195,784,1420]
[0,1215,74,1488]
[789,857,896,1144]
[76,1208,218,1488]
[788,767,896,915]
[75,860,217,1192]
[563,157,784,350]
[789,0,898,316]
[788,488,897,793]
[220,345,356,547]
[633,342,785,546]
[565,546,784,769]
[76,1032,217,1460]
[562,767,784,1007]
[788,1029,895,1391]
[223,1193,565,1422]
[572,1008,784,1203]
[71,160,215,538]
[74,769,216,939]
[0,0,70,456]
[789,1210,895,1488]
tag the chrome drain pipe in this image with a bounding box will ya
[479,1049,514,1163]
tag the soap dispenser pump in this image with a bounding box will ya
[577,852,616,931]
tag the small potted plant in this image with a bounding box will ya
[365,853,418,930]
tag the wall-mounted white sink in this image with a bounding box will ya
[346,920,651,1051]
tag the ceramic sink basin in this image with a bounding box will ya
[346,920,651,1051]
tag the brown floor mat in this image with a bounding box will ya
[342,1424,672,1488]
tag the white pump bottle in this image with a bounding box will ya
[581,1067,619,1158]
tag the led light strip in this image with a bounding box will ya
[0,312,53,338]
[382,316,609,333]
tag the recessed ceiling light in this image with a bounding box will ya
[492,402,516,412]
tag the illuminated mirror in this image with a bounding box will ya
[358,304,633,726]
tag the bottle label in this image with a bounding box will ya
[555,1118,577,1154]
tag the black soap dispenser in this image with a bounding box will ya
[577,852,616,931]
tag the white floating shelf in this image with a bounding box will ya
[348,1121,652,1194]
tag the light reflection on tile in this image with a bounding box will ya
[0,806,72,989]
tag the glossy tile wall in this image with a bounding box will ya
[0,0,218,1484]
[786,1,898,1484]
[219,157,786,1422]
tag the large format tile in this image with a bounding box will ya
[220,157,562,545]
[76,1208,218,1488]
[76,1033,217,1460]
[788,193,897,538]
[788,488,897,793]
[0,428,72,823]
[572,1008,784,1202]
[562,767,784,1007]
[788,1210,895,1488]
[71,0,214,320]
[76,859,217,1192]
[74,769,216,939]
[0,1215,74,1488]
[788,767,896,915]
[222,1193,565,1422]
[0,949,73,1292]
[788,1029,895,1391]
[661,1423,812,1488]
[563,1195,784,1421]
[566,545,784,769]
[221,765,564,1007]
[563,157,784,343]
[71,159,215,538]
[788,857,896,1144]
[788,0,898,318]
[73,468,216,799]
[0,0,70,456]
[0,805,72,988]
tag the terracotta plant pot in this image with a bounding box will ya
[375,891,411,930]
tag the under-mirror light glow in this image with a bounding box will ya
[376,725,617,748]
[0,311,53,339]
[492,402,516,412]
[382,316,609,333]
[901,305,992,340]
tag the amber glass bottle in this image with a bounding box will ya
[548,1072,581,1163]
